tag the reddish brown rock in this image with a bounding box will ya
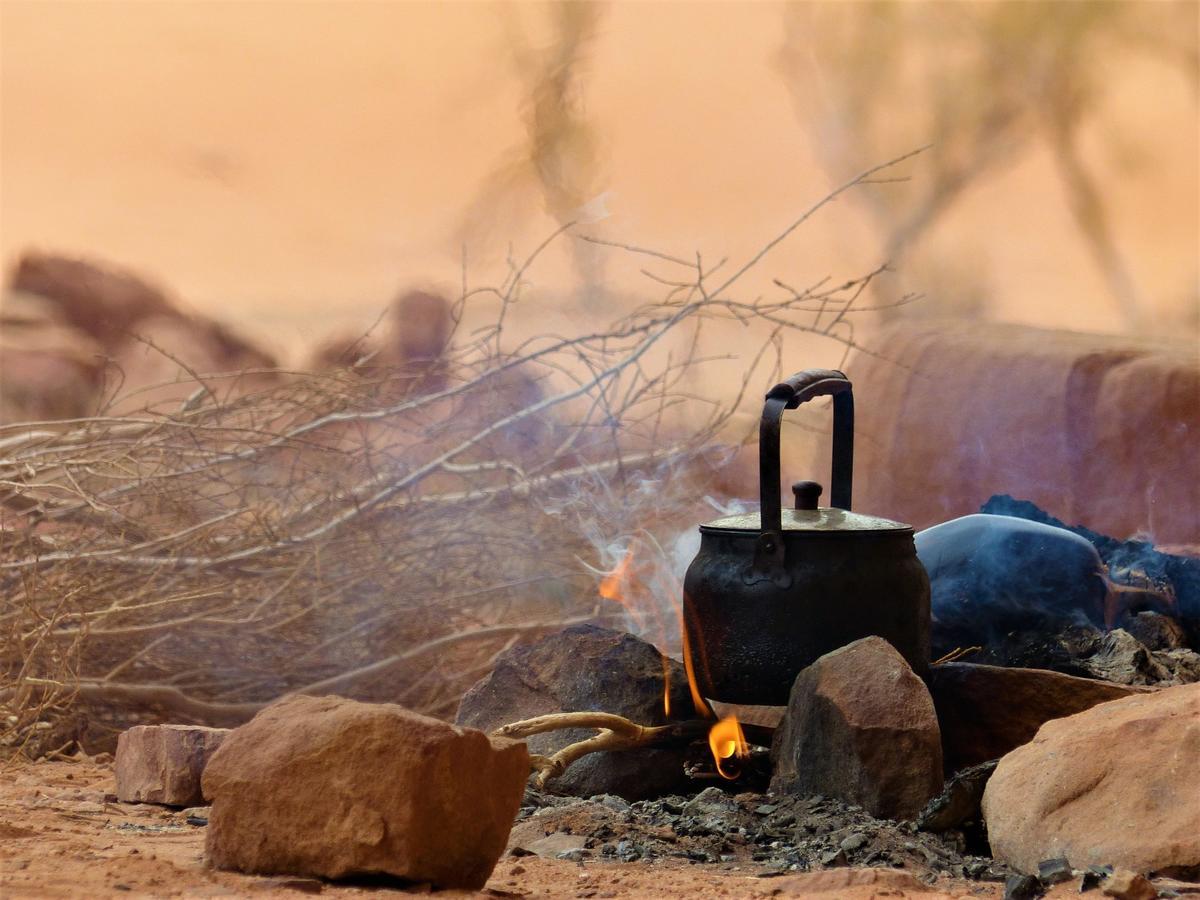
[4,253,279,421]
[981,683,1200,875]
[0,290,106,422]
[926,661,1148,770]
[10,251,173,349]
[114,724,230,807]
[770,637,943,820]
[201,694,529,890]
[800,320,1200,547]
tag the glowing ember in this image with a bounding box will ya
[708,715,749,779]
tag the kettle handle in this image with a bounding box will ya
[759,369,854,536]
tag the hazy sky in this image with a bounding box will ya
[2,1,1196,355]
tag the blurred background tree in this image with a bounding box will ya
[458,2,609,303]
[777,0,1199,329]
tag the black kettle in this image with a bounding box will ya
[681,369,930,705]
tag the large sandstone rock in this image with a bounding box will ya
[456,624,693,800]
[4,252,279,421]
[982,683,1200,875]
[201,694,529,890]
[114,724,230,807]
[0,289,106,422]
[926,661,1147,769]
[10,251,173,348]
[801,320,1199,547]
[770,637,943,820]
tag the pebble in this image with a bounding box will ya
[840,832,869,852]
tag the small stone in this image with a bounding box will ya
[595,794,630,813]
[754,804,778,815]
[1004,873,1044,900]
[516,833,589,860]
[115,724,230,808]
[1036,857,1073,884]
[918,760,998,832]
[839,833,868,853]
[1101,869,1158,900]
[819,848,848,867]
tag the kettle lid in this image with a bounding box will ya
[700,506,911,534]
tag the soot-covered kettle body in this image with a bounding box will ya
[681,370,931,705]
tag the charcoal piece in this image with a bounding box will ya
[1080,865,1114,892]
[1003,873,1044,900]
[1082,629,1174,685]
[1037,857,1073,884]
[917,514,1110,652]
[966,625,1103,676]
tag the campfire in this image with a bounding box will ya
[2,160,1198,899]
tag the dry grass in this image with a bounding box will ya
[0,154,920,756]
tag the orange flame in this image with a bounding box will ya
[708,715,749,780]
[599,553,643,628]
[597,546,710,721]
[597,547,753,778]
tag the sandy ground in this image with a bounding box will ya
[0,758,1108,900]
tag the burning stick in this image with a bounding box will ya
[495,712,708,787]
[494,711,763,787]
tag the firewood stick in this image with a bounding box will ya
[494,712,777,788]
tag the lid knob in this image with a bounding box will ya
[792,481,823,511]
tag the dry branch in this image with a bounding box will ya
[495,712,710,787]
[494,710,776,787]
[0,157,919,755]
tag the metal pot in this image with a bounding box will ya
[681,369,930,705]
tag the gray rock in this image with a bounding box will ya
[1037,857,1073,885]
[455,624,693,800]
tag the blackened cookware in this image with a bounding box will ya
[681,369,930,705]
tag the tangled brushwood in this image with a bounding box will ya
[0,154,920,757]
